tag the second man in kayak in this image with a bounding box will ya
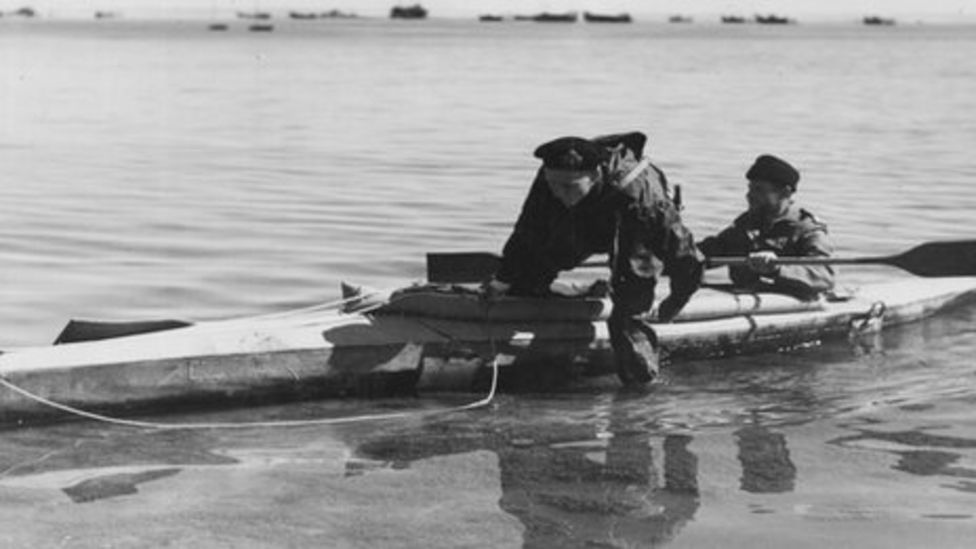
[698,154,834,299]
[483,132,703,385]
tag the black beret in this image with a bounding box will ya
[746,154,800,190]
[533,136,608,171]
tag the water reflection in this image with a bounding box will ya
[0,302,968,547]
[734,419,797,493]
[0,426,237,504]
[346,393,704,547]
[63,467,181,503]
[829,424,976,496]
[0,428,236,477]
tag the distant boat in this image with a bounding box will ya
[478,15,504,22]
[5,7,37,17]
[668,15,693,24]
[390,4,427,19]
[289,11,317,20]
[237,11,271,20]
[583,12,632,23]
[755,14,793,25]
[248,23,274,32]
[208,23,229,31]
[721,15,746,24]
[531,12,578,23]
[863,16,896,26]
[94,11,118,19]
[320,10,356,19]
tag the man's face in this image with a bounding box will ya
[545,168,600,208]
[746,179,792,216]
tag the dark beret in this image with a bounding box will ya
[746,154,800,190]
[533,136,608,171]
[592,131,647,159]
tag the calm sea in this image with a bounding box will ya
[0,18,975,548]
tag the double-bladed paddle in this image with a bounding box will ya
[426,240,976,283]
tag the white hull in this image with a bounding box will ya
[1,278,974,424]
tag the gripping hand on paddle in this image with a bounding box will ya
[746,251,780,275]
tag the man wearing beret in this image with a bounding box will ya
[484,132,703,385]
[698,154,834,299]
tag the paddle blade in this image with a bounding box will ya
[426,252,502,284]
[891,240,976,277]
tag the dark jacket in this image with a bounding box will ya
[496,132,702,312]
[698,204,834,299]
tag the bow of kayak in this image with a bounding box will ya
[0,277,974,425]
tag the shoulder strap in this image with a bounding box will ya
[616,158,686,211]
[618,157,651,188]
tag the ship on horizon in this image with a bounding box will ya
[584,12,632,23]
[391,4,427,20]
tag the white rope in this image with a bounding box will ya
[186,285,400,331]
[0,283,501,430]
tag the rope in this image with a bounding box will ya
[0,356,498,430]
[0,283,501,430]
[183,285,399,332]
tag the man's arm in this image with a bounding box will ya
[614,198,704,320]
[772,228,835,299]
[495,170,559,288]
[654,202,704,318]
[613,165,704,320]
[697,222,768,288]
[698,218,752,262]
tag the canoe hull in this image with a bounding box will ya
[1,278,974,425]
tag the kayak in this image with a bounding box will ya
[0,277,975,425]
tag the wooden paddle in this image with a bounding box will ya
[427,240,976,283]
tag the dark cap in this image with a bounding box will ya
[746,154,800,190]
[533,136,608,171]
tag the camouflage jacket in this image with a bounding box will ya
[496,132,702,309]
[698,204,835,299]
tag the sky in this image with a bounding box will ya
[2,0,972,21]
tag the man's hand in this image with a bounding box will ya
[746,251,780,276]
[480,277,511,300]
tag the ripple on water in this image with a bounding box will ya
[1,20,976,546]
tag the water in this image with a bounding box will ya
[1,18,975,547]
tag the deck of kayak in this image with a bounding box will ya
[0,277,975,426]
